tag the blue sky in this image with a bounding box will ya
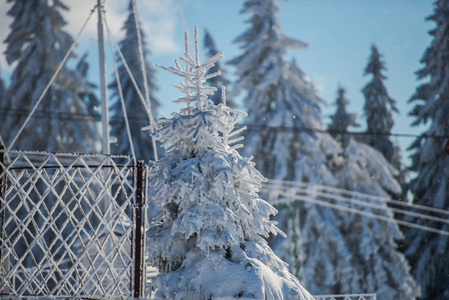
[0,0,436,161]
[156,0,435,163]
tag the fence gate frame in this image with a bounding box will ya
[133,160,145,299]
[0,148,148,299]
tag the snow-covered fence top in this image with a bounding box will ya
[0,150,148,299]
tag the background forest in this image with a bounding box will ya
[0,0,448,299]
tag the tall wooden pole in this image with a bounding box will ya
[97,0,110,154]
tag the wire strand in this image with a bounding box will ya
[106,20,136,160]
[263,184,449,226]
[103,17,150,117]
[244,124,449,140]
[261,179,449,236]
[267,178,449,217]
[272,190,449,237]
[7,5,97,152]
[1,109,445,141]
[177,0,189,34]
[131,0,158,161]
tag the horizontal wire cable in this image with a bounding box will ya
[261,178,449,236]
[267,189,449,237]
[243,124,449,140]
[266,178,449,217]
[1,108,445,140]
[263,184,449,226]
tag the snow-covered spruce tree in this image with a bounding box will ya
[2,0,100,153]
[145,27,314,300]
[405,1,449,299]
[325,85,417,298]
[328,86,360,149]
[229,0,350,293]
[109,0,159,161]
[362,44,403,184]
[332,138,418,299]
[204,29,236,108]
[229,0,338,183]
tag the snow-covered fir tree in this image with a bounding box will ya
[332,138,418,299]
[145,27,314,300]
[362,44,403,182]
[109,0,159,161]
[328,86,360,149]
[405,0,449,298]
[229,0,350,293]
[1,0,100,153]
[325,85,417,298]
[204,29,236,108]
[229,0,338,186]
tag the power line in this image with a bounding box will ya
[265,185,449,226]
[244,124,449,140]
[1,108,446,140]
[272,189,449,237]
[267,178,449,217]
[0,109,148,125]
[260,179,449,236]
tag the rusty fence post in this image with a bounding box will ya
[0,145,5,253]
[133,160,145,298]
[0,145,5,292]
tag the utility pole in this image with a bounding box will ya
[97,0,110,154]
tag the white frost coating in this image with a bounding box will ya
[332,139,418,299]
[231,0,417,298]
[345,140,401,195]
[152,243,312,300]
[145,26,313,300]
[405,1,449,298]
[203,30,236,108]
[229,0,346,292]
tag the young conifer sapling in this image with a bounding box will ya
[145,26,314,300]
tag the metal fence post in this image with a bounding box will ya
[133,160,145,298]
[0,145,5,258]
[0,145,6,295]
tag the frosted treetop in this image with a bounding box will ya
[145,26,247,154]
[156,26,228,114]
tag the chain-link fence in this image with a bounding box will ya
[0,149,148,299]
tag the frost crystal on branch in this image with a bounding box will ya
[156,27,224,114]
[145,26,314,300]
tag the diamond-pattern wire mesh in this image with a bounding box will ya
[0,150,141,299]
